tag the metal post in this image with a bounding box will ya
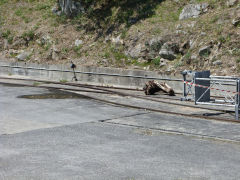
[235,79,240,120]
[70,61,78,81]
[181,70,190,101]
[72,68,78,81]
[183,73,186,98]
[194,76,197,105]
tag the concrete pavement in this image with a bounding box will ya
[1,83,240,179]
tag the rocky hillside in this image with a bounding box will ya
[0,0,240,76]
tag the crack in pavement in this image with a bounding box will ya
[97,112,151,122]
[103,121,240,144]
[0,112,151,136]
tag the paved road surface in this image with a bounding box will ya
[1,83,240,180]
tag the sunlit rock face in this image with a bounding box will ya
[56,0,85,17]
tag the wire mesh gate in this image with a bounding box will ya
[181,71,240,120]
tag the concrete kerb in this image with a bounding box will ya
[0,60,184,92]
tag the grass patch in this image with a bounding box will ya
[62,47,70,54]
[103,52,110,59]
[55,15,68,24]
[233,48,240,56]
[2,29,11,38]
[210,14,219,23]
[33,82,41,86]
[131,59,151,67]
[21,29,35,41]
[35,4,51,11]
[60,79,68,83]
[73,45,82,57]
[33,22,41,30]
[152,57,161,66]
[236,58,240,63]
[44,42,51,51]
[0,0,8,6]
[2,29,14,44]
[113,51,128,61]
[15,9,24,16]
[173,59,183,68]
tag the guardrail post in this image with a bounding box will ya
[183,73,187,98]
[194,76,197,105]
[235,79,240,120]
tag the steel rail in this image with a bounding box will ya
[195,77,237,82]
[0,82,113,95]
[0,76,233,113]
[65,89,239,123]
[210,75,240,79]
[0,76,231,100]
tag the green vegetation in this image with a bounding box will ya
[152,57,161,66]
[44,42,51,51]
[2,29,11,39]
[14,7,34,23]
[69,0,165,33]
[33,82,41,86]
[173,60,183,68]
[2,29,14,44]
[0,0,7,6]
[15,9,24,16]
[182,51,192,65]
[62,47,70,54]
[0,0,239,74]
[73,45,82,57]
[60,79,68,83]
[35,4,51,11]
[55,15,68,24]
[236,58,240,63]
[21,30,35,40]
[103,52,110,59]
[233,49,240,57]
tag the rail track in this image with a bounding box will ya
[0,76,238,123]
[0,76,231,110]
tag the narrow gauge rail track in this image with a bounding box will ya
[0,81,112,95]
[0,76,223,101]
[0,76,237,123]
[0,76,232,111]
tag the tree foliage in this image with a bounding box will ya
[58,0,165,34]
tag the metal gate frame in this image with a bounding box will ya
[181,71,240,120]
[194,76,240,120]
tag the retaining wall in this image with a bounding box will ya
[0,60,184,92]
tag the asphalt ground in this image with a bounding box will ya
[1,82,240,179]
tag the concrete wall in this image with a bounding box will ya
[0,60,184,92]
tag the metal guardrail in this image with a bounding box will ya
[0,64,182,82]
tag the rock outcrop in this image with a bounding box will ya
[16,51,31,61]
[226,0,238,7]
[56,0,84,17]
[159,42,179,60]
[199,46,211,57]
[179,3,209,20]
